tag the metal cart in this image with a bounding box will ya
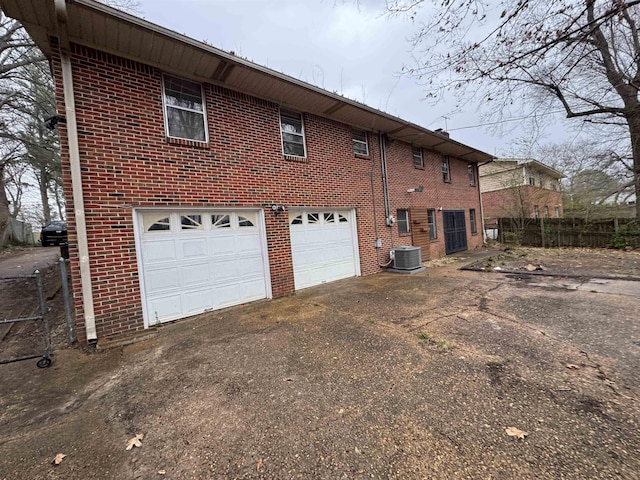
[0,270,52,368]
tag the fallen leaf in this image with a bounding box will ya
[257,458,263,471]
[126,433,144,450]
[158,470,166,475]
[52,453,66,465]
[505,427,528,439]
[566,363,579,369]
[525,264,536,272]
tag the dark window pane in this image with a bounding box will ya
[166,107,206,141]
[283,141,305,156]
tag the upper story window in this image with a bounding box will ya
[529,176,536,186]
[468,164,475,186]
[442,156,451,183]
[280,109,306,157]
[162,75,207,142]
[543,206,549,218]
[554,206,560,218]
[412,147,424,168]
[397,209,410,234]
[533,205,540,218]
[352,130,369,156]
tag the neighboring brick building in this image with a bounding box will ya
[479,158,564,228]
[2,0,493,344]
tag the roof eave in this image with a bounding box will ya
[0,0,494,162]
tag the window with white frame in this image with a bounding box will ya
[397,209,410,234]
[427,209,437,240]
[352,130,369,156]
[442,156,451,183]
[544,206,549,218]
[468,164,475,186]
[533,205,540,218]
[280,109,306,157]
[529,176,536,186]
[412,147,424,168]
[162,75,207,142]
[554,206,560,218]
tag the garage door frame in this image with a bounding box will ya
[133,207,272,328]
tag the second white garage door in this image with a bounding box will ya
[289,209,360,290]
[136,210,270,327]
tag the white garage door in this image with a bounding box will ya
[289,209,360,290]
[136,210,270,327]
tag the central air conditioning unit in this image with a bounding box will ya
[393,246,422,270]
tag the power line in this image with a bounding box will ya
[448,109,568,131]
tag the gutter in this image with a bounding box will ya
[54,0,97,341]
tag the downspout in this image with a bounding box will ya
[378,133,395,266]
[55,0,97,341]
[379,133,391,222]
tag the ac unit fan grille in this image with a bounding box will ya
[394,246,421,270]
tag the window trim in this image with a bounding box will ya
[352,129,369,156]
[533,205,540,218]
[529,176,536,186]
[279,108,307,158]
[427,208,437,241]
[161,74,209,143]
[470,208,477,235]
[412,147,424,169]
[397,209,410,235]
[468,163,475,186]
[442,156,451,183]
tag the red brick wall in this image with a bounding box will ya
[384,141,484,259]
[51,43,485,342]
[482,186,564,226]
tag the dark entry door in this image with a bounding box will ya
[443,210,467,254]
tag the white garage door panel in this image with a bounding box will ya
[145,239,178,263]
[181,238,207,258]
[182,288,214,314]
[180,263,210,287]
[289,209,360,290]
[148,294,182,322]
[137,210,270,326]
[146,266,180,293]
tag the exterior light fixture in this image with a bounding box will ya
[271,204,286,215]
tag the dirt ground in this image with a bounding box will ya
[0,246,69,362]
[1,246,639,479]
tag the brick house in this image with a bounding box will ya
[2,0,493,344]
[479,158,564,228]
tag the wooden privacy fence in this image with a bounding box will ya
[496,217,640,248]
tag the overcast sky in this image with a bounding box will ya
[128,1,590,159]
[132,0,577,156]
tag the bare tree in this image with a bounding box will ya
[387,0,640,217]
[0,13,45,244]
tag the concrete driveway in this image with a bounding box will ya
[0,249,638,479]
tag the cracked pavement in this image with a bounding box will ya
[0,248,639,479]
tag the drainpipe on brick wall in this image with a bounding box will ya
[55,0,97,342]
[379,134,391,221]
